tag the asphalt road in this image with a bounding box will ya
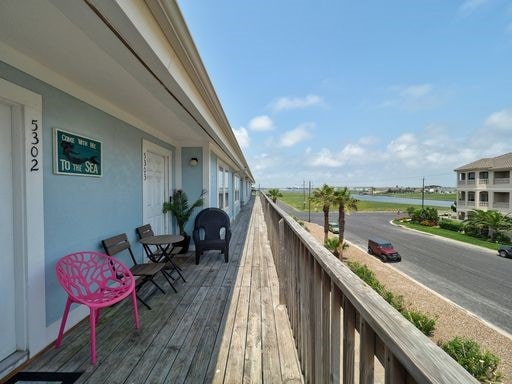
[278,203,512,335]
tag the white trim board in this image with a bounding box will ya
[0,78,46,358]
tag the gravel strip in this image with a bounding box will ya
[304,222,512,383]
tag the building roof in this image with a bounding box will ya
[454,152,512,171]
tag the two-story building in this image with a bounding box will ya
[454,152,512,219]
[0,0,253,377]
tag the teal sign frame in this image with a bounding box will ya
[53,128,102,177]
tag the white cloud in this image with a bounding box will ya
[485,108,512,130]
[387,133,418,160]
[358,136,378,146]
[271,94,323,111]
[309,142,375,169]
[379,83,446,111]
[278,123,314,147]
[311,149,344,167]
[233,127,250,149]
[248,115,274,131]
[458,0,489,16]
[400,84,432,98]
[340,143,366,158]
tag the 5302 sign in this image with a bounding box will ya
[53,129,102,177]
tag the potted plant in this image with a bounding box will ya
[163,189,205,253]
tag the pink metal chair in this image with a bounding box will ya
[55,251,139,363]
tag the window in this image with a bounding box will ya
[234,175,240,203]
[224,168,229,209]
[218,167,224,209]
[468,191,475,202]
[218,165,230,211]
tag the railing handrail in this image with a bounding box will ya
[260,192,478,383]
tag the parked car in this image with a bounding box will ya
[498,244,512,258]
[328,222,339,234]
[368,238,401,262]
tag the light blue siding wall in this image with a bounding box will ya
[0,61,175,325]
[181,147,203,234]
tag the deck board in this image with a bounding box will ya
[19,197,303,383]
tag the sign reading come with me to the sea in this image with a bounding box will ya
[54,128,102,177]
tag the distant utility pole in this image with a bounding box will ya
[422,177,425,209]
[303,180,306,210]
[308,181,312,222]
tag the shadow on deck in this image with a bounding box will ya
[14,197,302,384]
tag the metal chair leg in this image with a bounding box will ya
[161,270,178,293]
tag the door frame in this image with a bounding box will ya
[142,140,172,234]
[0,78,45,361]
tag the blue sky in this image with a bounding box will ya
[178,0,512,188]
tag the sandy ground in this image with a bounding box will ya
[304,222,512,383]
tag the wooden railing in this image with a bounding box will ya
[260,193,478,384]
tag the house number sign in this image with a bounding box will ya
[53,128,102,177]
[30,119,40,172]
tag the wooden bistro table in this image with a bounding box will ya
[139,234,186,283]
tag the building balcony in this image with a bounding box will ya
[478,178,488,185]
[493,202,510,209]
[9,196,477,383]
[467,179,476,185]
[478,201,489,207]
[457,180,466,186]
[494,178,510,184]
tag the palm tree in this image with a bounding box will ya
[464,209,512,240]
[310,184,336,243]
[333,187,358,257]
[266,188,283,203]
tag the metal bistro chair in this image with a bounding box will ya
[135,224,179,292]
[136,224,182,260]
[192,208,231,265]
[102,233,172,310]
[55,251,139,364]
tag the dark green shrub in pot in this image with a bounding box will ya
[162,189,205,253]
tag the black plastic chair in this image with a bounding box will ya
[192,208,231,265]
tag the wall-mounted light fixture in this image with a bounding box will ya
[189,157,199,167]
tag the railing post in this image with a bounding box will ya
[330,284,342,383]
[359,319,375,384]
[384,346,407,384]
[322,270,331,384]
[343,297,355,384]
[314,260,323,383]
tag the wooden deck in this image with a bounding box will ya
[21,197,303,384]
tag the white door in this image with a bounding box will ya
[143,142,171,235]
[0,102,16,360]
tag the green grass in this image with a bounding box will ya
[280,191,448,212]
[395,220,500,251]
